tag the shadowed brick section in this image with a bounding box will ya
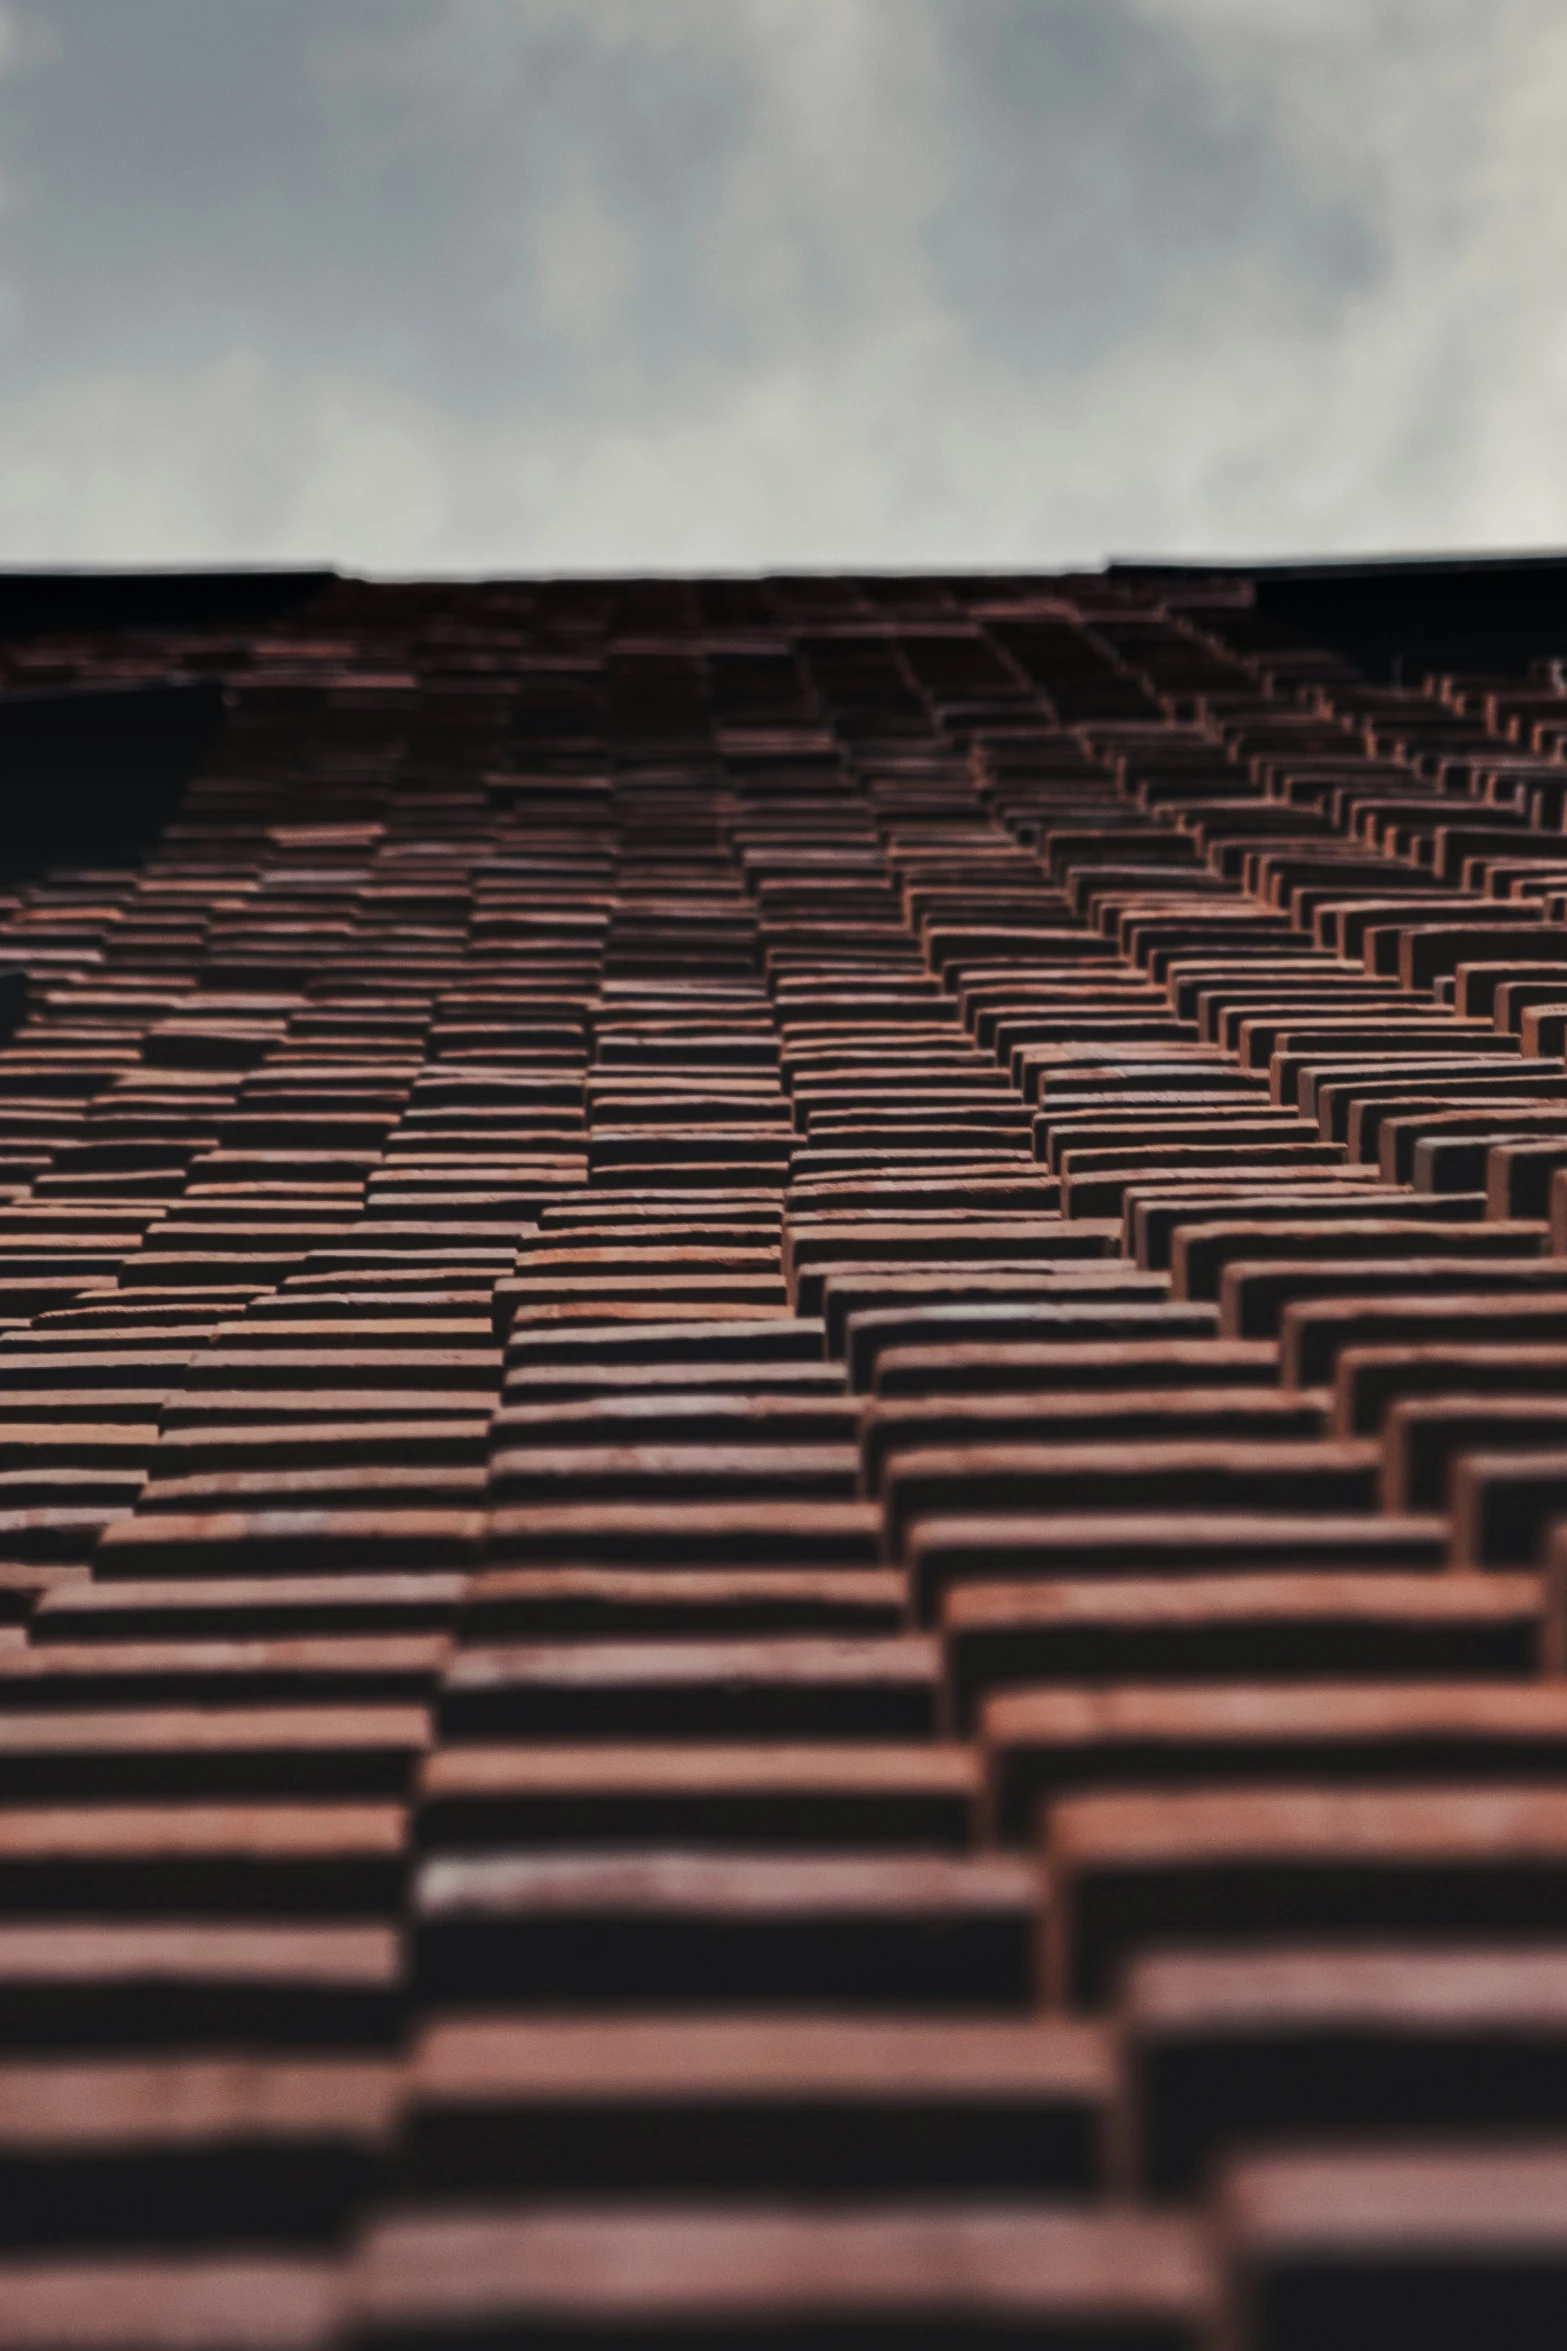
[343,2206,1211,2350]
[1120,1942,1567,2196]
[1213,2143,1567,2351]
[404,2010,1114,2194]
[11,563,1567,2340]
[1045,1786,1567,2005]
[0,2057,394,2245]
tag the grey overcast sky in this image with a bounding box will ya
[0,0,1562,573]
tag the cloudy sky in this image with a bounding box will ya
[0,0,1562,574]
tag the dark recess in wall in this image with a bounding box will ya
[0,678,227,877]
[1113,551,1567,683]
[0,567,336,643]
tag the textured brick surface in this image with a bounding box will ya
[8,566,1567,2341]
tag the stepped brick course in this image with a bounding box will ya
[3,564,1567,2341]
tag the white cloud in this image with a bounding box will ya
[520,176,634,354]
[0,0,1563,569]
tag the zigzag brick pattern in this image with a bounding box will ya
[2,569,1567,2343]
